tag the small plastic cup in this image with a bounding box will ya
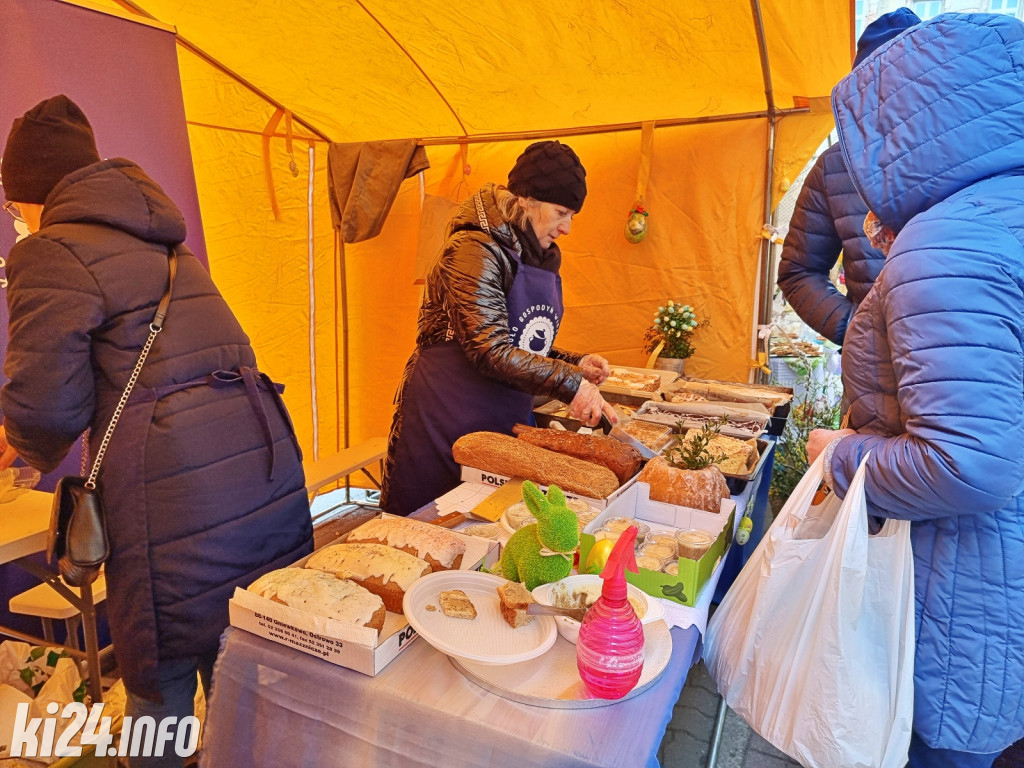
[603,516,635,533]
[505,502,535,529]
[676,528,716,560]
[663,561,679,576]
[574,506,601,531]
[635,554,664,571]
[648,533,679,556]
[638,542,676,563]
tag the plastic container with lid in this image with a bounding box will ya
[663,561,679,576]
[635,554,665,571]
[675,528,716,560]
[638,542,676,564]
[648,533,679,556]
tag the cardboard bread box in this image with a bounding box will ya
[578,483,736,607]
[458,464,637,510]
[229,514,499,675]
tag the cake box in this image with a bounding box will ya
[229,513,499,676]
[578,483,735,608]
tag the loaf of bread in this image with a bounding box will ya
[512,424,642,485]
[248,568,386,634]
[637,457,730,513]
[497,580,534,628]
[347,517,466,572]
[452,432,620,500]
[305,542,430,613]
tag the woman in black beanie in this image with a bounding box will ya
[0,94,313,767]
[382,140,617,515]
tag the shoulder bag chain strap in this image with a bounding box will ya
[84,248,179,489]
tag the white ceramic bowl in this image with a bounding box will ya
[531,574,665,644]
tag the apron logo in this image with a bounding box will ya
[517,316,556,355]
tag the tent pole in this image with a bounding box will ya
[416,107,807,147]
[111,0,331,143]
[339,236,351,454]
[751,0,778,386]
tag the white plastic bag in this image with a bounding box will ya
[704,453,915,768]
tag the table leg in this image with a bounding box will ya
[705,696,728,768]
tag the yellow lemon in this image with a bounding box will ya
[585,539,615,574]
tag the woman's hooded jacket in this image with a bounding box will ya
[831,14,1024,752]
[2,159,313,699]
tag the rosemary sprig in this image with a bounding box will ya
[664,417,727,470]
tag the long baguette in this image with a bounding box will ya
[512,424,642,485]
[452,431,620,499]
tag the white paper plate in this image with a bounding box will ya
[403,571,557,665]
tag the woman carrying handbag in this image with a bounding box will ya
[0,95,314,767]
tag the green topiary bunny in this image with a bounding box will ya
[498,481,580,590]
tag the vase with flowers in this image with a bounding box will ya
[642,300,708,375]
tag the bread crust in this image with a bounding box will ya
[637,457,730,513]
[452,431,620,499]
[513,425,643,485]
[347,517,466,573]
[497,580,534,629]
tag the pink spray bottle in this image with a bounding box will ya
[576,525,645,699]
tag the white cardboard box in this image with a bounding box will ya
[229,514,499,675]
[458,465,637,509]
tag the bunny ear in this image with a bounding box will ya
[522,480,546,515]
[545,484,566,508]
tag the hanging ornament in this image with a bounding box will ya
[624,204,649,244]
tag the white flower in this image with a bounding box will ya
[654,317,661,324]
[669,320,676,328]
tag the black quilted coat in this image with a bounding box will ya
[776,143,886,345]
[1,159,313,700]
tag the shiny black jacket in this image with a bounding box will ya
[413,182,584,401]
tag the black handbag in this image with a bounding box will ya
[47,250,178,587]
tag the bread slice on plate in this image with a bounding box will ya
[439,589,477,619]
[497,581,535,628]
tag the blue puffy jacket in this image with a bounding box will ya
[831,14,1024,752]
[776,143,885,344]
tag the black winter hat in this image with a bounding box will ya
[507,140,587,212]
[853,8,920,69]
[1,94,101,205]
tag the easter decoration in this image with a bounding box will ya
[624,204,649,243]
[498,481,580,590]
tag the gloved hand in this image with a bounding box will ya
[568,380,618,428]
[579,354,611,385]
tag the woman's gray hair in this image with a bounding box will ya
[493,185,538,231]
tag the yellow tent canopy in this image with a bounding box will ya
[73,0,850,461]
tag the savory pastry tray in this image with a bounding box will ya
[632,401,770,439]
[449,619,672,709]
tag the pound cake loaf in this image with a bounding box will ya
[306,542,431,613]
[248,568,386,634]
[512,424,642,485]
[347,517,466,572]
[453,431,620,499]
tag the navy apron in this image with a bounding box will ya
[384,246,564,515]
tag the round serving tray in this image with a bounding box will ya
[449,619,672,709]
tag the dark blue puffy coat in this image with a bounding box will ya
[2,159,313,699]
[777,143,885,345]
[831,13,1024,752]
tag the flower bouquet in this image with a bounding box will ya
[642,301,708,362]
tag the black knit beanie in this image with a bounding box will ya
[507,140,587,212]
[1,95,101,204]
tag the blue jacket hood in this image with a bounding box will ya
[833,13,1024,231]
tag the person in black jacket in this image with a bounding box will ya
[0,95,313,767]
[382,141,615,515]
[777,8,920,345]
